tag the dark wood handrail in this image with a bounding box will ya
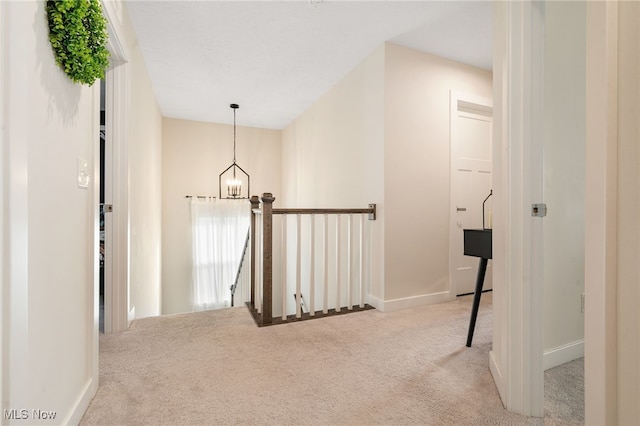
[230,226,251,307]
[273,206,376,220]
[253,206,375,218]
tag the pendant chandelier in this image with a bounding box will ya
[219,103,250,199]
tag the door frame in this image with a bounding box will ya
[490,0,545,417]
[448,90,493,297]
[0,0,31,410]
[99,0,131,340]
[583,1,619,423]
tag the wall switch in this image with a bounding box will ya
[78,157,89,188]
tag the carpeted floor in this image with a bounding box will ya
[81,294,583,425]
[544,357,584,424]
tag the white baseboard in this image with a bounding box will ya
[370,291,454,313]
[367,295,384,311]
[128,305,136,326]
[64,377,98,425]
[543,339,584,371]
[489,350,506,406]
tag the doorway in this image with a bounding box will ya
[99,79,107,333]
[541,0,586,417]
[490,0,588,418]
[449,92,493,297]
[99,2,131,334]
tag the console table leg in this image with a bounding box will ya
[466,257,488,347]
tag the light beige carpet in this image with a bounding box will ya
[81,294,583,425]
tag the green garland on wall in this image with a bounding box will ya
[46,0,110,86]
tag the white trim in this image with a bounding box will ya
[105,64,130,334]
[453,92,493,113]
[489,350,503,400]
[128,305,136,325]
[543,340,584,371]
[491,0,545,417]
[369,291,453,313]
[584,2,619,424]
[367,295,384,311]
[0,0,6,408]
[3,1,31,409]
[89,64,101,419]
[490,1,507,407]
[62,377,98,425]
[101,2,131,334]
[527,0,546,417]
[101,0,129,66]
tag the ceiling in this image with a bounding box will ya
[127,1,492,130]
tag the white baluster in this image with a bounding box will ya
[359,214,365,308]
[282,214,287,320]
[347,214,353,310]
[296,214,302,319]
[309,214,316,316]
[323,214,328,314]
[246,246,251,305]
[336,214,341,312]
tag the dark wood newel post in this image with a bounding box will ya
[249,195,260,309]
[261,193,275,325]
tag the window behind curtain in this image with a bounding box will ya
[190,198,250,310]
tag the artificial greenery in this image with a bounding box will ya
[47,0,110,86]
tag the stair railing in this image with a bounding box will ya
[248,193,376,326]
[230,227,251,307]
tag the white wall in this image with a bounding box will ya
[0,0,162,421]
[282,44,386,302]
[383,43,492,305]
[162,118,282,315]
[542,1,585,368]
[98,0,162,327]
[2,1,98,422]
[282,43,492,310]
[585,1,640,423]
[127,22,163,319]
[490,2,547,415]
[584,2,620,422]
[491,1,640,420]
[613,1,640,422]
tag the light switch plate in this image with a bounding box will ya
[78,157,89,188]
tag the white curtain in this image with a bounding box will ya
[190,197,250,311]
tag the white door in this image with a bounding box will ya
[449,92,493,296]
[101,3,131,332]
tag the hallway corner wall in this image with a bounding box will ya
[1,1,100,421]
